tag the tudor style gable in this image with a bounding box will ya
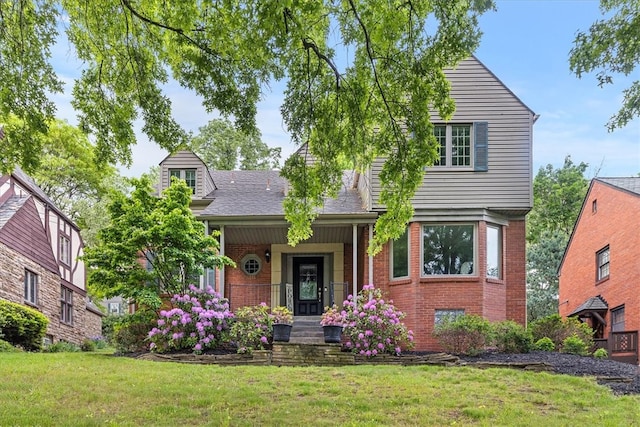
[0,196,58,273]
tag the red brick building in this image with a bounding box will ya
[559,177,640,362]
[159,56,535,351]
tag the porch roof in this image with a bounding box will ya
[569,295,609,317]
[200,170,367,217]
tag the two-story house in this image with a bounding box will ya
[559,177,640,364]
[0,168,102,345]
[159,56,535,351]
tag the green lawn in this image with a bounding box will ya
[0,351,638,426]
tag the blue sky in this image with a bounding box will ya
[50,1,639,178]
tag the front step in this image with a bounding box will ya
[289,316,324,344]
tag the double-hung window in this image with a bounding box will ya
[60,286,73,325]
[596,246,610,281]
[432,122,488,171]
[391,228,409,278]
[422,224,475,276]
[24,269,38,305]
[169,169,197,194]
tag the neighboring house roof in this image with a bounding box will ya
[201,170,366,217]
[0,195,28,230]
[569,295,609,317]
[596,177,640,196]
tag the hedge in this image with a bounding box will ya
[0,300,49,351]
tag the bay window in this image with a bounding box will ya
[422,224,475,275]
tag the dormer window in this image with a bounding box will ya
[169,169,196,194]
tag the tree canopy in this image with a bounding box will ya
[82,177,234,309]
[1,0,494,253]
[569,0,640,130]
[526,156,590,321]
[190,118,281,170]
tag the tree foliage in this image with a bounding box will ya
[190,118,280,170]
[569,0,640,130]
[83,177,234,310]
[526,156,589,321]
[527,156,589,244]
[1,0,494,253]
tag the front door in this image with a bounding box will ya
[293,257,323,316]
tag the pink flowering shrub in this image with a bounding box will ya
[342,285,414,357]
[148,285,234,353]
[229,303,273,354]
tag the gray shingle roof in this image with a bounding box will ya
[201,170,366,217]
[568,295,608,317]
[0,196,29,230]
[596,177,640,196]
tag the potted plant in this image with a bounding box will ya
[320,305,345,343]
[271,306,293,342]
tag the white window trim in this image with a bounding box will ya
[432,123,474,171]
[421,223,477,277]
[169,168,197,193]
[24,269,38,305]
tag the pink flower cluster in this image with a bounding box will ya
[148,285,234,353]
[342,284,414,357]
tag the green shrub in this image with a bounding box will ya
[534,337,555,352]
[229,304,272,354]
[112,310,157,353]
[493,320,533,353]
[0,300,49,351]
[593,347,608,359]
[44,341,80,353]
[80,338,96,352]
[91,336,109,349]
[0,338,20,352]
[561,335,589,356]
[433,314,493,356]
[102,314,122,345]
[529,314,594,351]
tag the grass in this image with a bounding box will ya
[0,351,639,426]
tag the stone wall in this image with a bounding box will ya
[0,244,95,345]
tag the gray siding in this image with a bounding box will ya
[159,150,215,199]
[368,56,534,213]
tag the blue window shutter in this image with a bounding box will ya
[474,121,488,172]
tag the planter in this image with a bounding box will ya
[273,323,293,342]
[323,325,343,343]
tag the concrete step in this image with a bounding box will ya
[289,316,324,344]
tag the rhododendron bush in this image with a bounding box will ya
[148,285,233,353]
[342,285,413,357]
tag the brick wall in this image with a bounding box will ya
[225,244,273,310]
[369,220,526,351]
[559,182,640,335]
[0,244,95,345]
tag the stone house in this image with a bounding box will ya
[0,168,102,345]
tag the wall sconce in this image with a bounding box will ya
[265,249,271,263]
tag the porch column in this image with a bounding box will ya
[352,224,358,304]
[368,224,374,285]
[200,220,209,289]
[219,225,225,298]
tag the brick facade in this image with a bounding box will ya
[559,180,640,336]
[221,218,526,351]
